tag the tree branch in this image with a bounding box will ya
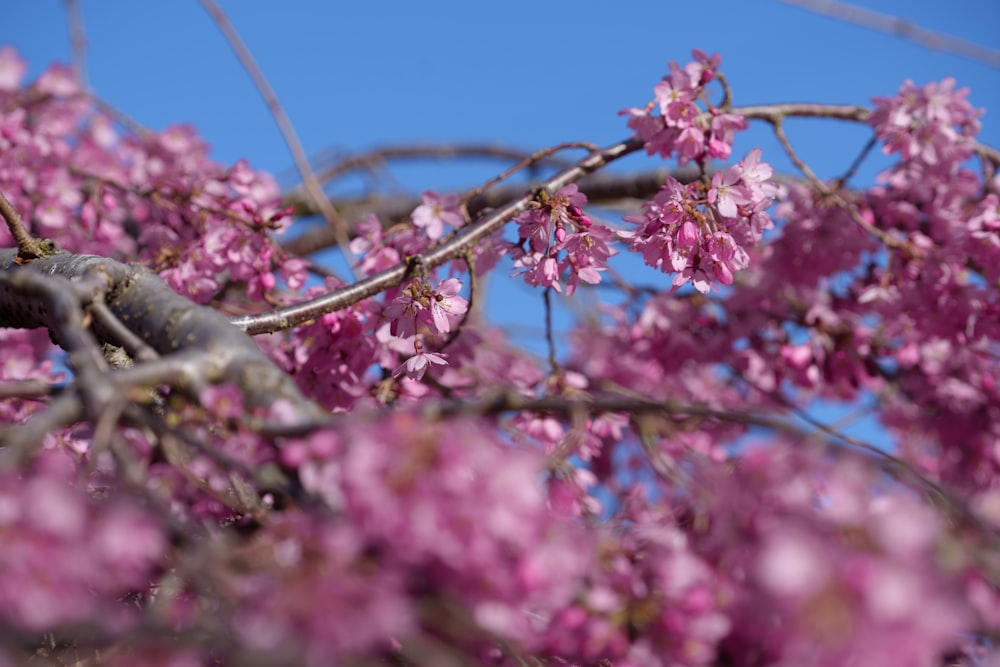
[232,137,644,335]
[0,249,325,422]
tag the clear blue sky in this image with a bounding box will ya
[3,2,999,446]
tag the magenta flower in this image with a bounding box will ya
[708,166,751,218]
[429,278,468,334]
[384,291,423,338]
[393,338,447,381]
[411,190,463,240]
[384,277,468,337]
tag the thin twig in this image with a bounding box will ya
[64,0,89,90]
[775,0,1000,69]
[0,191,56,262]
[460,142,599,215]
[543,288,559,374]
[770,117,903,248]
[198,0,357,276]
[834,134,878,188]
[92,96,152,137]
[307,142,576,186]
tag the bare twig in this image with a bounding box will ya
[770,117,902,248]
[460,141,600,215]
[0,191,59,263]
[64,0,89,90]
[834,135,878,188]
[92,96,153,137]
[543,288,559,375]
[775,0,1000,69]
[307,142,576,186]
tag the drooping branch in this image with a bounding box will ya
[281,165,702,256]
[303,142,579,189]
[231,137,644,335]
[280,103,999,260]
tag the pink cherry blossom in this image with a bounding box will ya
[411,190,463,240]
[708,166,751,218]
[393,339,448,381]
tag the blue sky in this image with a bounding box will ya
[3,1,999,446]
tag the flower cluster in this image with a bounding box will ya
[381,277,468,380]
[703,450,977,667]
[508,184,617,294]
[869,77,982,169]
[272,416,593,661]
[622,148,776,293]
[543,499,731,666]
[0,464,165,631]
[0,46,305,305]
[620,49,747,164]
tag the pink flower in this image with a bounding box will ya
[0,46,27,91]
[708,166,751,218]
[516,208,552,253]
[384,278,468,337]
[384,289,424,338]
[512,250,562,292]
[429,278,468,334]
[412,191,463,240]
[393,338,447,381]
[708,113,748,160]
[689,49,722,85]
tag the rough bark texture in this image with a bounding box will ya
[0,248,325,422]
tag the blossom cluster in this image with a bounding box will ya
[622,148,776,293]
[0,459,164,632]
[382,276,469,380]
[508,184,618,294]
[620,49,746,164]
[0,45,305,305]
[869,77,982,168]
[616,50,775,292]
[346,191,482,383]
[272,416,593,661]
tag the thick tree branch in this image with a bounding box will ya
[0,249,325,422]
